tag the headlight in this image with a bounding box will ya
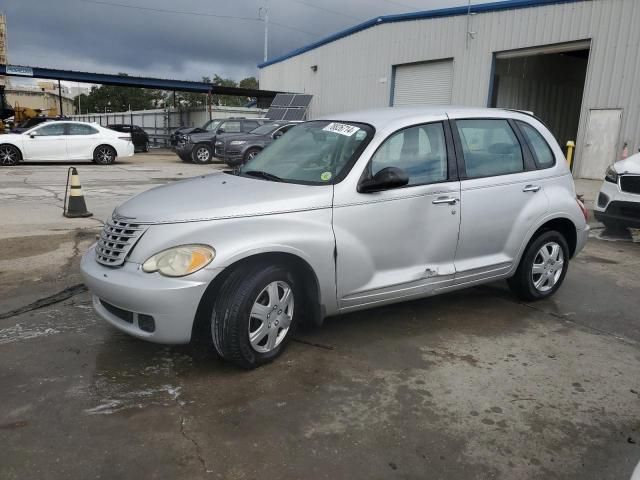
[215,141,223,146]
[604,164,618,183]
[142,245,215,277]
[230,140,247,146]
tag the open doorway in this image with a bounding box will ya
[490,41,590,160]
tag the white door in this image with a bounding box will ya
[333,120,460,311]
[66,123,100,159]
[579,109,622,179]
[392,59,453,106]
[22,122,68,161]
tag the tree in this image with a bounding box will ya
[76,74,163,113]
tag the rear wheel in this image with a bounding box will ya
[93,145,117,165]
[142,141,150,153]
[507,230,569,301]
[0,144,20,166]
[192,144,213,164]
[211,263,297,369]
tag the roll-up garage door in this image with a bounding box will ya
[392,59,453,106]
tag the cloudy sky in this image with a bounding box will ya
[3,0,500,83]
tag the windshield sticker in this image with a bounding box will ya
[322,122,360,137]
[320,172,332,181]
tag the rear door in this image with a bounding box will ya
[22,122,68,161]
[333,120,461,310]
[450,116,549,284]
[66,123,101,159]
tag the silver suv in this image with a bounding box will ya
[81,107,589,368]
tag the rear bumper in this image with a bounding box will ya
[80,246,220,344]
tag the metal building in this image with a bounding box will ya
[258,0,640,179]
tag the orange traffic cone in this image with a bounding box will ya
[63,167,93,218]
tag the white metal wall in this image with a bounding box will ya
[259,0,640,177]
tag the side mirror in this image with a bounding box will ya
[29,132,39,138]
[358,166,409,193]
[217,128,225,134]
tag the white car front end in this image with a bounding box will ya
[594,153,640,228]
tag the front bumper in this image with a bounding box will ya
[80,246,220,344]
[593,180,640,227]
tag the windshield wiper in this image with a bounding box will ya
[242,170,283,182]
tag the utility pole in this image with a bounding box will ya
[259,2,269,62]
[57,79,63,117]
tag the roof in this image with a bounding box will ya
[258,0,585,69]
[317,106,538,130]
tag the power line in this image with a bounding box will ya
[378,0,418,10]
[287,0,363,21]
[78,0,261,21]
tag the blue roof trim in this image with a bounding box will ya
[258,0,584,69]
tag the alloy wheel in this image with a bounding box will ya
[531,241,565,292]
[196,147,210,162]
[97,147,114,164]
[0,145,19,166]
[248,281,294,353]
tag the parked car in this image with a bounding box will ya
[11,116,65,134]
[0,120,134,165]
[169,118,227,147]
[174,117,268,164]
[594,151,640,229]
[108,124,150,152]
[216,121,300,167]
[81,107,588,369]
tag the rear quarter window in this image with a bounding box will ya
[517,121,556,169]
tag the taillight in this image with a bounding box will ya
[118,136,132,141]
[576,196,588,222]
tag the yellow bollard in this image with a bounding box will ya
[566,141,575,170]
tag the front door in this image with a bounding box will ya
[451,118,549,283]
[579,108,623,179]
[333,120,461,311]
[22,122,68,161]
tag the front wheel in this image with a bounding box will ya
[93,145,117,165]
[507,231,570,301]
[192,143,213,164]
[243,147,261,163]
[0,144,21,166]
[211,263,297,369]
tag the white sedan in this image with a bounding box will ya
[0,120,134,166]
[594,151,640,229]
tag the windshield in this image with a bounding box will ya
[249,123,283,135]
[203,119,222,131]
[239,120,373,185]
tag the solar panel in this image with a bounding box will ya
[289,94,312,108]
[265,107,286,120]
[270,94,294,107]
[282,108,306,121]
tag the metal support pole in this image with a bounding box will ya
[58,79,63,117]
[260,3,269,62]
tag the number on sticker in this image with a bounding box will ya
[323,122,360,137]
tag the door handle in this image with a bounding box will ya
[432,196,458,205]
[523,184,541,193]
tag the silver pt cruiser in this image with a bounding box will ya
[81,107,589,368]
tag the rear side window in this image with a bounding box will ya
[455,119,524,178]
[242,121,260,131]
[370,122,448,186]
[517,121,555,169]
[69,124,98,135]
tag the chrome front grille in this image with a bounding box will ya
[95,217,147,267]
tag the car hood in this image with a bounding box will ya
[2,133,24,140]
[114,172,332,224]
[173,127,203,136]
[614,152,640,174]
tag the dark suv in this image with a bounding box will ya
[215,122,299,167]
[169,118,228,147]
[108,124,150,152]
[174,117,268,163]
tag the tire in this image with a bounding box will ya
[143,141,150,153]
[507,230,570,302]
[93,145,117,165]
[243,147,261,163]
[192,143,213,164]
[211,263,297,369]
[0,144,21,166]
